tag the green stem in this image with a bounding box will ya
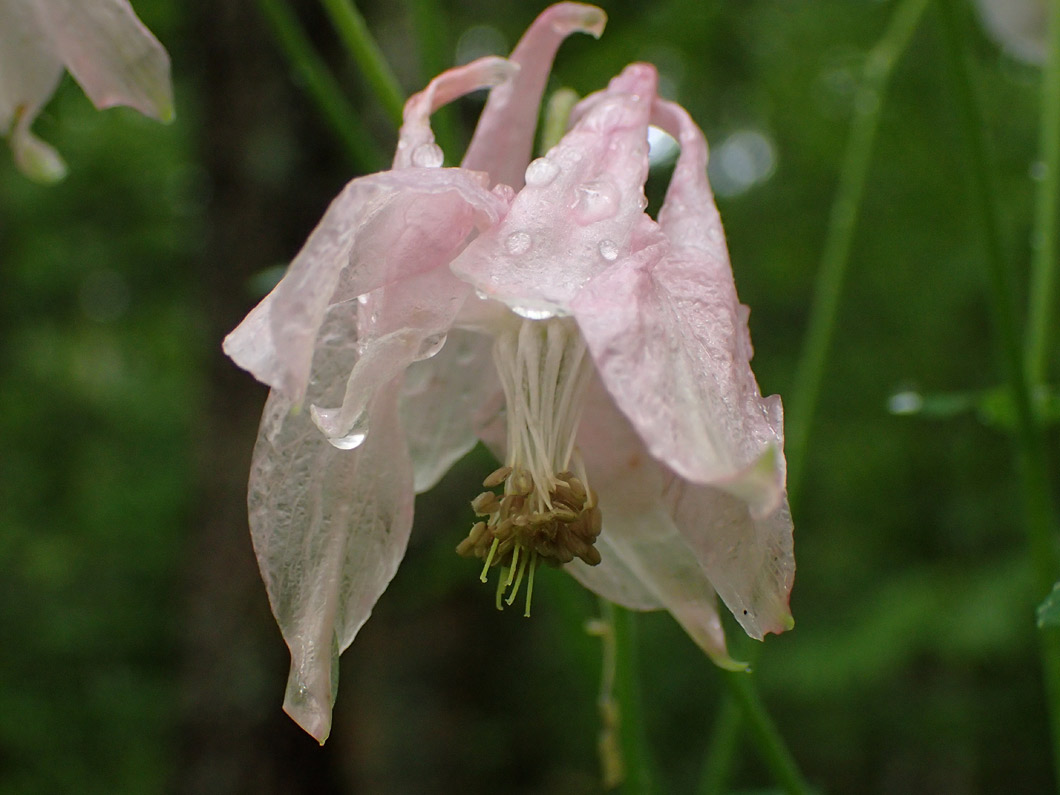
[406,0,462,161]
[606,603,657,794]
[1026,0,1060,384]
[319,0,406,126]
[785,0,930,501]
[719,670,813,795]
[697,694,742,795]
[935,0,1060,786]
[257,0,386,172]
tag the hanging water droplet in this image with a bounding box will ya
[412,142,444,168]
[505,230,532,255]
[511,304,559,320]
[312,405,371,450]
[414,332,447,361]
[524,157,559,187]
[598,239,619,261]
[572,179,618,224]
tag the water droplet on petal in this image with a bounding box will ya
[356,293,370,305]
[572,179,619,224]
[415,332,447,361]
[505,230,532,255]
[598,239,619,261]
[512,304,559,320]
[524,157,559,187]
[412,142,444,168]
[312,405,371,450]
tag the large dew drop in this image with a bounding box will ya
[572,179,618,224]
[505,231,532,256]
[414,332,447,361]
[524,157,559,187]
[598,239,619,261]
[311,404,370,450]
[411,143,444,168]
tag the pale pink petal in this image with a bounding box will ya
[571,97,786,517]
[34,0,174,122]
[451,64,657,315]
[568,503,742,669]
[312,258,476,443]
[399,329,501,493]
[223,168,506,402]
[393,56,517,170]
[567,377,743,667]
[0,2,63,131]
[250,378,414,744]
[462,2,606,188]
[0,2,66,179]
[664,478,795,640]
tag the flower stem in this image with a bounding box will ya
[319,0,406,127]
[1026,0,1060,384]
[785,0,930,501]
[256,0,387,172]
[934,0,1060,785]
[720,669,814,795]
[697,694,741,795]
[605,602,657,794]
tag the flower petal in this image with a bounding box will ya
[572,97,786,517]
[250,377,414,744]
[462,2,606,189]
[569,377,745,668]
[664,478,795,640]
[400,328,500,493]
[34,0,174,121]
[394,56,517,170]
[10,110,67,183]
[223,168,506,402]
[451,63,657,315]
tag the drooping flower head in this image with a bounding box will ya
[224,2,795,743]
[0,0,173,182]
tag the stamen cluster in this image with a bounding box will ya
[457,464,602,615]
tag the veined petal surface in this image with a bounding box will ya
[250,374,414,743]
[34,0,173,121]
[572,98,786,517]
[451,64,657,315]
[223,168,506,402]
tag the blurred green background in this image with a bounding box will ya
[0,0,1056,792]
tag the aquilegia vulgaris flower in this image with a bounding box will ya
[0,0,173,182]
[225,2,795,743]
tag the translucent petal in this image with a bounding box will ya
[0,1,64,154]
[451,63,657,314]
[568,503,742,669]
[572,98,786,517]
[576,376,791,653]
[249,379,414,744]
[223,168,506,402]
[34,0,174,121]
[462,2,606,189]
[400,328,500,493]
[664,479,795,640]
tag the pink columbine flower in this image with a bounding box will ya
[0,0,173,182]
[224,2,795,744]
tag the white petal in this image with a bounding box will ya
[250,378,414,744]
[34,0,173,121]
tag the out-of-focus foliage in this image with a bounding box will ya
[0,0,1055,793]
